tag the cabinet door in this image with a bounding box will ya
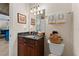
[40,39,44,56]
[18,43,25,56]
[25,42,38,56]
[24,44,31,56]
[29,46,34,56]
[36,39,44,56]
[34,47,39,56]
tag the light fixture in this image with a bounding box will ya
[30,4,44,15]
[37,5,40,11]
[30,8,33,13]
[34,13,36,15]
[37,11,39,14]
[34,7,36,12]
[40,10,43,14]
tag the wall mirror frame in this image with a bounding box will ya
[17,13,26,24]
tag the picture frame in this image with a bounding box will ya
[17,13,26,24]
[48,15,56,24]
[56,13,66,24]
[31,18,35,25]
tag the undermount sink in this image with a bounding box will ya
[19,34,43,40]
[22,35,42,40]
[25,35,35,38]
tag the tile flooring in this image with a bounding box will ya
[0,38,9,56]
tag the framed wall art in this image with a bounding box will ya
[31,18,35,25]
[56,13,66,24]
[17,13,26,24]
[48,15,56,24]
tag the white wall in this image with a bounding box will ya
[72,4,79,56]
[9,3,30,56]
[39,3,73,56]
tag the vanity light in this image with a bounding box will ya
[30,8,33,13]
[34,7,36,12]
[40,10,43,14]
[34,13,36,15]
[37,11,40,15]
[37,5,40,11]
[30,4,44,15]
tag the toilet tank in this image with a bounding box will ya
[48,40,64,56]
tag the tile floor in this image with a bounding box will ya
[0,38,9,56]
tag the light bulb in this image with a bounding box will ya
[40,10,43,14]
[37,11,39,15]
[37,5,40,11]
[30,8,33,13]
[30,10,33,13]
[38,7,40,11]
[34,7,36,12]
[34,13,36,15]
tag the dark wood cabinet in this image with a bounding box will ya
[18,37,44,56]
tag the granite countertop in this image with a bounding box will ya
[18,35,44,40]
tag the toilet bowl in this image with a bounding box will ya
[48,40,64,56]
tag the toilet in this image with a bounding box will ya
[48,40,64,56]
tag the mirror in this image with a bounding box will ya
[35,9,46,32]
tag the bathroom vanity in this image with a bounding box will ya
[18,32,44,56]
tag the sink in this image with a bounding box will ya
[20,35,42,40]
[25,35,35,38]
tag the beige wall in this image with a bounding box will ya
[72,3,79,56]
[9,3,30,56]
